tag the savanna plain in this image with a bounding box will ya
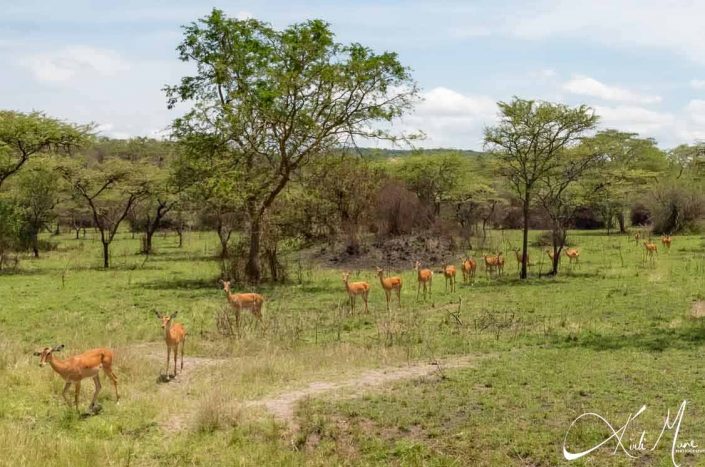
[0,229,703,466]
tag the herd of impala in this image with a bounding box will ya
[33,233,674,414]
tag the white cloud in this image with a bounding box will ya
[690,80,705,90]
[594,105,674,134]
[563,75,660,104]
[505,0,705,64]
[22,46,130,83]
[400,87,497,148]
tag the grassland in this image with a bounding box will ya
[1,229,705,465]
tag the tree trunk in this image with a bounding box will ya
[245,217,262,283]
[102,241,110,268]
[32,234,39,258]
[177,228,183,248]
[520,196,530,279]
[144,230,155,254]
[617,211,626,233]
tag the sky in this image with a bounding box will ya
[2,0,705,150]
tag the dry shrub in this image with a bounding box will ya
[375,181,432,237]
[193,390,241,433]
[646,184,705,234]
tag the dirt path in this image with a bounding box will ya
[244,354,491,426]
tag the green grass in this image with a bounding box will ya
[1,229,704,465]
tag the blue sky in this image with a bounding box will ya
[2,0,705,149]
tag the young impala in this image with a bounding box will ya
[461,257,476,283]
[220,280,265,331]
[414,261,433,300]
[154,311,186,378]
[565,248,580,265]
[342,272,370,313]
[661,235,672,251]
[376,266,402,311]
[644,241,658,264]
[514,248,529,270]
[443,263,457,292]
[34,344,119,413]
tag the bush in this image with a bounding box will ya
[645,184,705,234]
[375,181,432,237]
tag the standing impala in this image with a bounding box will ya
[376,266,402,311]
[154,311,186,378]
[34,344,119,413]
[565,248,580,265]
[342,271,370,313]
[220,280,265,331]
[461,257,476,283]
[414,261,433,300]
[443,263,457,292]
[661,235,672,251]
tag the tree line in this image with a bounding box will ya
[1,9,704,280]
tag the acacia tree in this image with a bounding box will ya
[537,144,603,275]
[584,130,666,233]
[59,152,151,268]
[166,9,417,282]
[484,98,598,279]
[0,111,89,189]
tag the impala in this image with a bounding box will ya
[661,235,672,251]
[443,263,457,292]
[343,272,370,313]
[565,248,580,265]
[414,261,433,300]
[34,344,119,413]
[376,266,402,311]
[644,241,658,264]
[220,280,265,331]
[155,311,186,377]
[461,257,476,283]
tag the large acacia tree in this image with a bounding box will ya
[165,9,417,282]
[484,98,598,279]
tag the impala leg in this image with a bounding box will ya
[235,308,241,337]
[90,375,101,409]
[165,346,170,376]
[396,287,402,308]
[104,367,119,402]
[180,339,185,371]
[416,282,420,301]
[74,381,81,412]
[429,277,432,297]
[62,381,72,407]
[173,345,178,377]
[386,291,391,312]
[363,292,369,313]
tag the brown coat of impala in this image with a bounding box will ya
[342,272,370,313]
[461,257,476,283]
[155,311,186,377]
[376,267,402,311]
[220,280,265,330]
[443,264,456,292]
[34,344,119,412]
[414,261,433,300]
[661,235,672,251]
[565,248,580,265]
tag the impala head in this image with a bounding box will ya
[375,266,384,276]
[33,344,64,367]
[155,311,178,329]
[219,279,231,293]
[342,272,350,282]
[414,260,421,270]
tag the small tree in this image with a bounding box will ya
[537,144,603,275]
[484,98,598,279]
[166,9,418,282]
[0,111,89,189]
[13,162,60,257]
[59,153,150,268]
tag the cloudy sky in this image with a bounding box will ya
[2,0,705,149]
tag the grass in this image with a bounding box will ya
[0,229,704,465]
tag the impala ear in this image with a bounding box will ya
[170,311,178,319]
[32,351,42,356]
[154,310,161,319]
[52,344,64,352]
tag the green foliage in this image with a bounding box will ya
[165,8,418,281]
[0,111,91,189]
